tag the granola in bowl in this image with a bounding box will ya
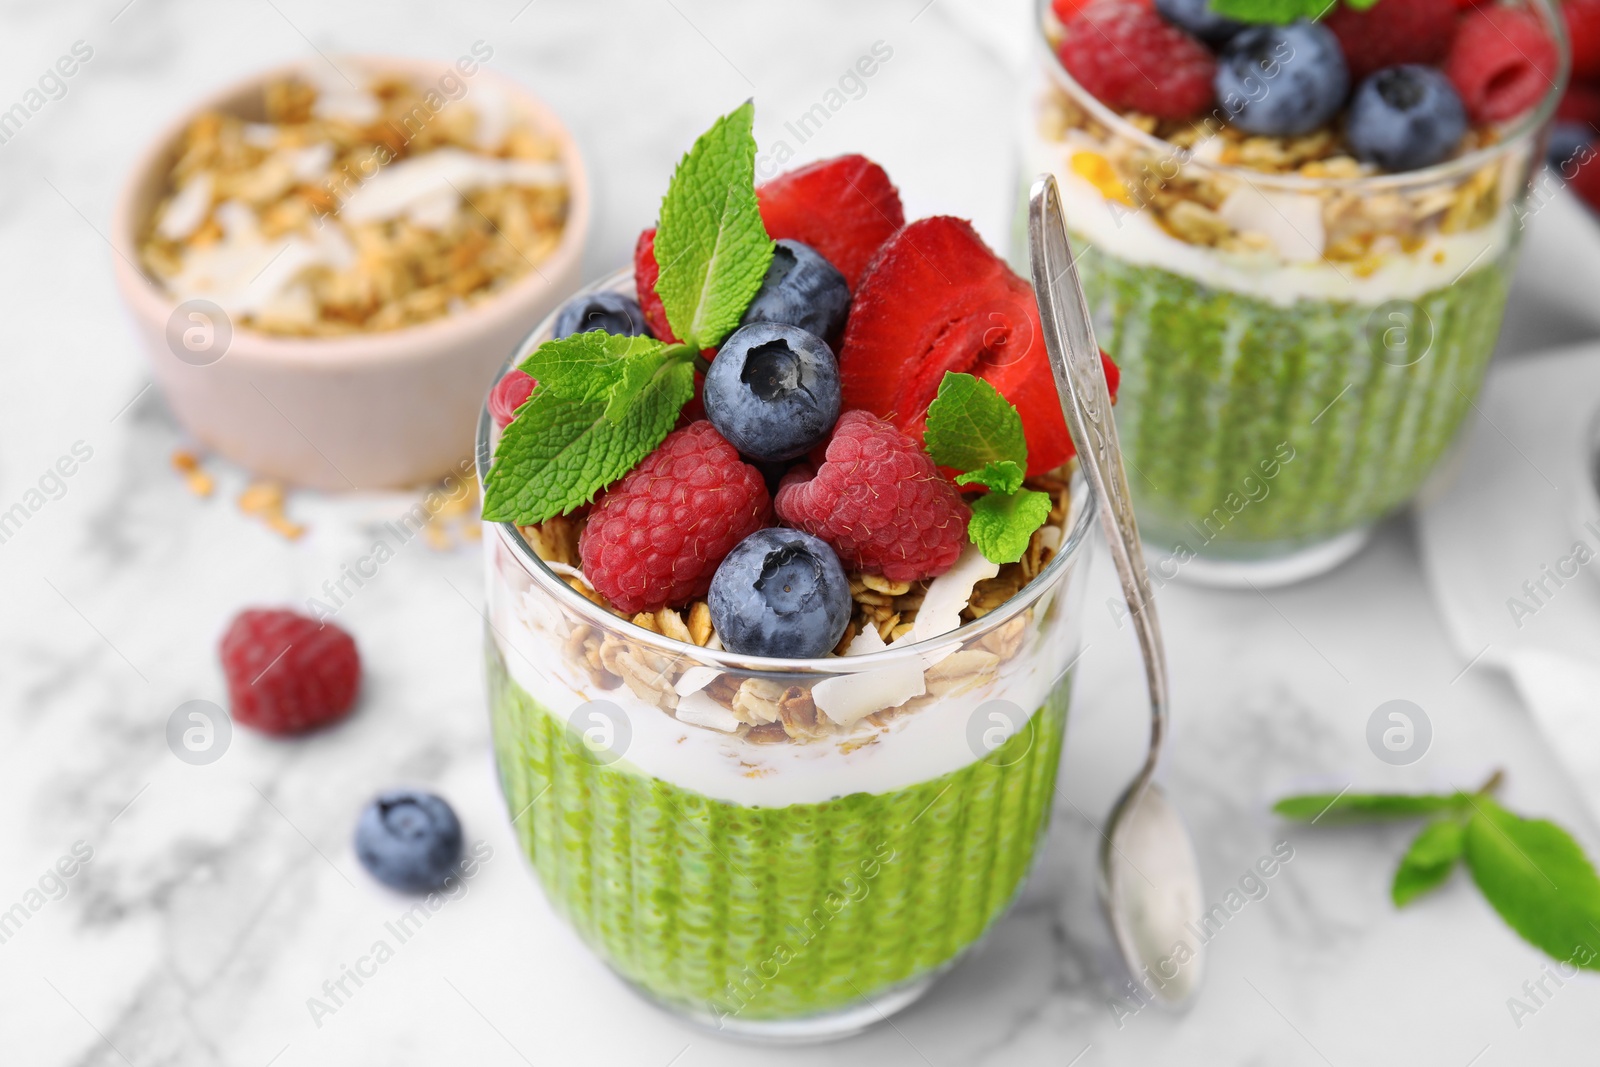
[110,54,589,490]
[138,66,570,337]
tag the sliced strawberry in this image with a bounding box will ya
[633,227,677,343]
[757,155,905,291]
[838,217,1117,477]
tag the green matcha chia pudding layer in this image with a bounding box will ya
[1075,244,1512,552]
[479,480,1094,1034]
[1026,0,1563,577]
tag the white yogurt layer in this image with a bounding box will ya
[486,537,1085,808]
[1028,131,1514,308]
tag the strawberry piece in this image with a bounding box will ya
[1567,0,1600,80]
[633,227,678,343]
[1557,81,1600,128]
[839,217,1113,477]
[756,155,905,291]
[1323,0,1458,83]
[1446,7,1560,124]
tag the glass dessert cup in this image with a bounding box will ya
[1023,0,1567,585]
[477,271,1097,1042]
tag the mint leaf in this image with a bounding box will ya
[1463,797,1600,968]
[653,101,773,350]
[1273,792,1464,823]
[969,489,1053,565]
[483,354,694,524]
[956,460,1026,495]
[518,331,668,403]
[1393,819,1465,907]
[924,372,1028,473]
[1208,0,1337,22]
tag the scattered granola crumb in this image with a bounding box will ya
[237,479,305,540]
[171,449,214,497]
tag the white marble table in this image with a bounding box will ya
[3,0,1600,1063]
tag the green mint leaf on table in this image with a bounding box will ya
[483,348,695,524]
[924,372,1028,474]
[1393,818,1465,907]
[653,100,774,351]
[1463,797,1600,968]
[1208,0,1337,22]
[969,488,1054,565]
[956,460,1026,495]
[923,372,1051,565]
[1272,791,1465,823]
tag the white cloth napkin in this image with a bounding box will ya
[1415,343,1600,816]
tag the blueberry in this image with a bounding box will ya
[1155,0,1245,46]
[1215,21,1349,137]
[355,790,463,893]
[1345,66,1467,173]
[552,291,651,339]
[708,529,852,658]
[740,240,851,342]
[1548,120,1594,174]
[704,322,841,463]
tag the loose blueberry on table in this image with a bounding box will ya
[354,790,464,894]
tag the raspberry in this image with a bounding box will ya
[579,421,772,614]
[489,369,536,428]
[1057,0,1215,120]
[1566,0,1600,80]
[1446,8,1560,124]
[220,610,361,735]
[1323,0,1458,83]
[633,227,677,343]
[775,411,970,583]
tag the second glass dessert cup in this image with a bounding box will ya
[1023,0,1567,584]
[478,272,1098,1042]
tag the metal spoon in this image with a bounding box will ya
[1028,174,1206,1009]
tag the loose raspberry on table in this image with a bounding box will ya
[1446,7,1560,124]
[1057,0,1215,120]
[775,410,970,583]
[579,421,772,614]
[1323,0,1458,83]
[489,369,536,429]
[220,609,361,735]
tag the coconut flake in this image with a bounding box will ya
[674,665,721,697]
[1217,185,1325,263]
[157,173,213,242]
[909,543,999,643]
[339,148,565,226]
[812,659,925,728]
[676,690,742,733]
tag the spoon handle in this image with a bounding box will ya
[1027,174,1169,787]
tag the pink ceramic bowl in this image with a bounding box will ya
[111,56,589,490]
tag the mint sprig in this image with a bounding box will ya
[1207,0,1361,22]
[924,372,1052,565]
[1276,772,1600,967]
[483,337,695,524]
[483,103,773,525]
[654,100,774,350]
